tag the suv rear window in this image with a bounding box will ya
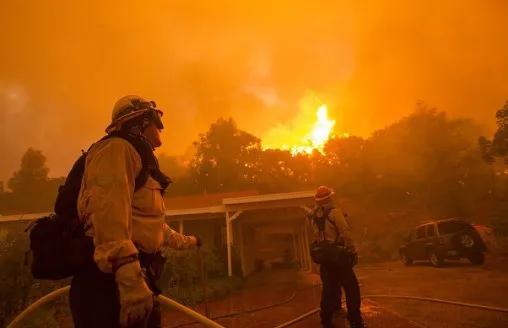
[438,221,469,234]
[416,226,426,239]
[426,224,436,237]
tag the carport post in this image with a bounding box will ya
[303,223,311,271]
[179,220,184,234]
[238,221,246,276]
[226,211,232,277]
[292,233,299,264]
[298,230,305,269]
[301,228,308,271]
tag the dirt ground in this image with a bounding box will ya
[164,254,508,328]
[358,254,508,328]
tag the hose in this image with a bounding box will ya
[6,286,71,328]
[158,294,225,328]
[272,294,508,328]
[6,286,225,328]
[7,285,508,328]
[365,294,508,313]
[273,308,320,328]
[170,291,297,328]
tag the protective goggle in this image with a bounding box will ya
[130,99,164,130]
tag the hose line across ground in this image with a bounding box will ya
[7,286,508,328]
[273,294,508,328]
[170,291,297,328]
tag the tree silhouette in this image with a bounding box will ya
[3,148,62,212]
[8,148,49,194]
[479,101,508,163]
[190,118,261,193]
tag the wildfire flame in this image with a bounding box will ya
[262,104,336,155]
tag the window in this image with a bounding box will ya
[406,230,415,242]
[438,220,469,235]
[416,226,426,239]
[426,224,436,237]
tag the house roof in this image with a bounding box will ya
[0,190,316,222]
[223,190,315,205]
[166,190,315,218]
[165,190,258,210]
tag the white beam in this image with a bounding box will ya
[226,211,233,277]
[229,210,244,221]
[238,222,246,276]
[292,234,299,264]
[303,223,312,271]
[298,232,305,270]
[301,228,308,271]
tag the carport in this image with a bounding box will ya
[165,191,316,276]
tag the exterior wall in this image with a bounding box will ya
[168,218,225,250]
[235,207,308,276]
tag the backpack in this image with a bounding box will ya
[26,132,171,280]
[309,206,354,266]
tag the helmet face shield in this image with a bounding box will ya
[148,109,164,130]
[131,99,164,130]
[107,96,165,133]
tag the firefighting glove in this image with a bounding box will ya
[115,260,154,328]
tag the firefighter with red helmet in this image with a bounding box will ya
[310,186,364,328]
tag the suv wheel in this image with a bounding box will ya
[400,253,413,266]
[460,233,475,248]
[468,252,485,266]
[428,251,444,267]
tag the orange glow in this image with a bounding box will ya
[262,103,336,155]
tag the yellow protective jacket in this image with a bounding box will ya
[308,205,356,251]
[77,137,195,273]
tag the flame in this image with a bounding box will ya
[262,104,336,155]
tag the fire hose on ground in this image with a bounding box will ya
[8,286,508,328]
[273,293,508,328]
[5,285,225,328]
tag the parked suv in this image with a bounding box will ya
[399,219,486,267]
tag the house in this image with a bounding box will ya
[165,190,315,276]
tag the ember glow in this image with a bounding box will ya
[262,104,336,155]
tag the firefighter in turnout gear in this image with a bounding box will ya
[309,186,365,328]
[70,95,200,328]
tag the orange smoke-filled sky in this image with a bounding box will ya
[1,1,508,182]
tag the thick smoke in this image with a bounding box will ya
[1,1,507,182]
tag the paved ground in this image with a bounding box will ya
[164,254,508,328]
[164,270,422,327]
[358,255,508,328]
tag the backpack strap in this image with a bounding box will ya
[312,206,334,242]
[326,211,341,243]
[103,132,172,193]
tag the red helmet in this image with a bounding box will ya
[315,186,335,203]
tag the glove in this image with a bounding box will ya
[193,235,202,248]
[115,260,154,328]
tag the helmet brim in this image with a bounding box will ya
[315,191,335,202]
[105,109,150,133]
